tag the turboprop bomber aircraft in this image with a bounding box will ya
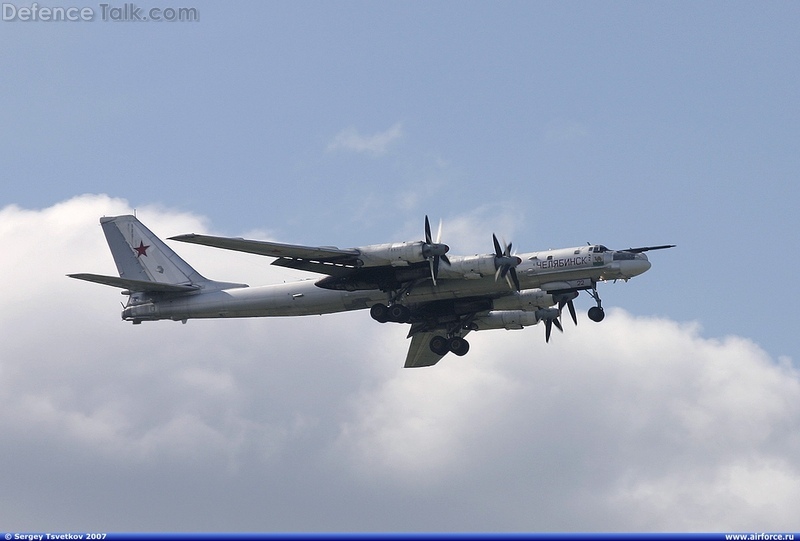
[69,215,673,367]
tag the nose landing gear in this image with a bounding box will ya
[587,285,605,322]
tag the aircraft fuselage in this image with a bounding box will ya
[121,244,651,323]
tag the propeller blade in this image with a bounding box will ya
[493,234,503,257]
[509,267,520,291]
[558,298,578,325]
[545,315,564,343]
[567,299,577,325]
[423,216,450,284]
[436,219,449,267]
[424,215,433,244]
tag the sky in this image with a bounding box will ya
[1,0,799,532]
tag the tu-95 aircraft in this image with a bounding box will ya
[69,215,673,367]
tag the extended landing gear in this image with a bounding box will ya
[370,299,472,357]
[587,285,605,322]
[369,303,411,324]
[588,306,605,322]
[429,335,470,356]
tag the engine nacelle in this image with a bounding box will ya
[474,310,540,330]
[440,254,497,279]
[474,308,562,331]
[357,242,426,267]
[534,307,560,321]
[492,289,553,311]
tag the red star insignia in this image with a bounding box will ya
[134,241,150,257]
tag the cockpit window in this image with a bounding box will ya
[592,245,609,253]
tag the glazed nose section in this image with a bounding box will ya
[612,251,652,278]
[624,253,651,277]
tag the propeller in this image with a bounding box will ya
[544,316,564,343]
[492,234,522,291]
[536,307,563,343]
[555,291,579,326]
[422,215,450,285]
[558,297,578,326]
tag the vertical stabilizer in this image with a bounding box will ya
[69,215,247,292]
[101,215,208,286]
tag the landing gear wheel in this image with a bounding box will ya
[447,336,470,356]
[588,306,605,322]
[429,335,449,356]
[587,284,605,322]
[370,303,389,323]
[388,304,411,323]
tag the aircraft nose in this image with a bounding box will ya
[624,254,651,277]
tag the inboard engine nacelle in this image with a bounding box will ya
[440,254,498,279]
[491,289,552,311]
[357,242,442,267]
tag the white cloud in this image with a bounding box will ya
[440,203,526,254]
[327,122,404,155]
[1,195,798,531]
[333,313,800,530]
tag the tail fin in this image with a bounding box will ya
[69,215,247,293]
[101,215,206,287]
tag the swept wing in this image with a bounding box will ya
[169,234,360,263]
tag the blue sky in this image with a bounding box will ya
[2,1,799,531]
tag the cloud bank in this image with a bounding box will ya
[1,195,798,532]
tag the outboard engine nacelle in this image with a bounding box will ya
[473,310,540,330]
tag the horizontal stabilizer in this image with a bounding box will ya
[67,273,199,293]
